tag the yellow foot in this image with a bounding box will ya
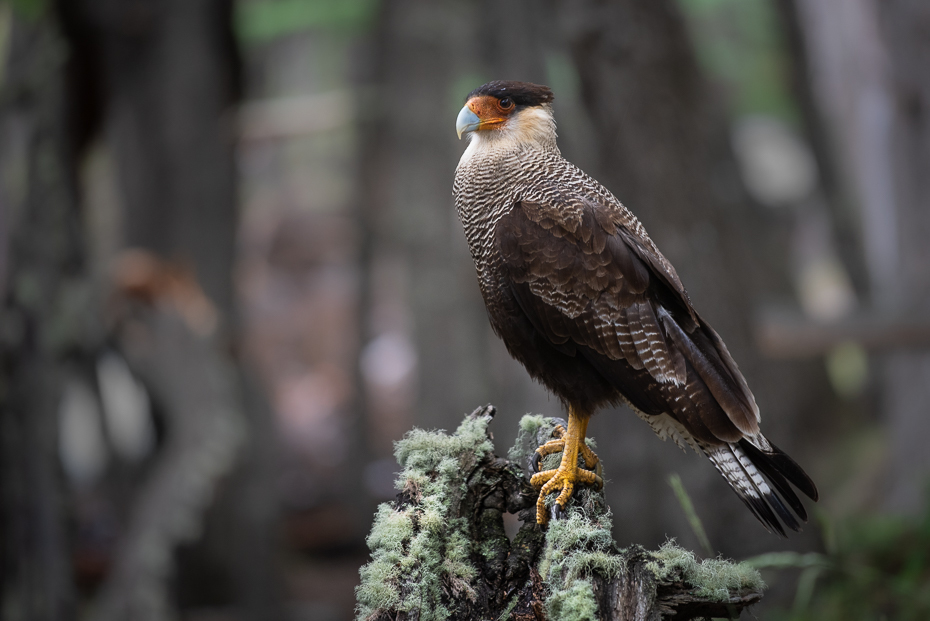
[529,410,603,525]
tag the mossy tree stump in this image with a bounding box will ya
[356,406,764,620]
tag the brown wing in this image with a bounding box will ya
[496,199,760,443]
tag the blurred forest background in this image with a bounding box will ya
[2,0,929,619]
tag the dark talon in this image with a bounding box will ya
[532,451,542,473]
[550,503,563,521]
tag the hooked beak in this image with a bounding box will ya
[456,105,481,139]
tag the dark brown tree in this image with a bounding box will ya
[58,0,282,616]
[2,1,282,619]
[0,10,84,620]
[786,0,930,514]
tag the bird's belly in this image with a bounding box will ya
[481,280,619,415]
[480,274,671,420]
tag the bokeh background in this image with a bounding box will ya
[2,0,930,619]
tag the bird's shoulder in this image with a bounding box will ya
[502,156,691,312]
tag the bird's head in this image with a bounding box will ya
[456,81,556,149]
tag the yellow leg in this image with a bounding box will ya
[530,407,603,525]
[579,441,599,470]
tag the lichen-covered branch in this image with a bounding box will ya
[356,406,764,620]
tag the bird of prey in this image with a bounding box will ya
[453,80,818,534]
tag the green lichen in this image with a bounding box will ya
[508,414,597,473]
[358,412,764,621]
[513,416,619,621]
[545,508,616,557]
[497,594,520,621]
[646,540,766,601]
[516,415,763,619]
[507,414,548,463]
[355,411,494,621]
[540,503,622,620]
[546,579,599,621]
[479,524,508,563]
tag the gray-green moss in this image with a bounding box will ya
[646,540,766,601]
[355,412,494,621]
[507,413,549,464]
[358,412,765,621]
[497,594,520,621]
[546,579,599,621]
[513,415,765,619]
[539,500,621,621]
[510,416,619,621]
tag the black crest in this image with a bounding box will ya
[467,81,554,107]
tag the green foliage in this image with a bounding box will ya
[668,473,713,557]
[756,504,930,621]
[6,0,48,21]
[744,551,831,614]
[825,341,869,399]
[677,0,797,121]
[355,413,493,621]
[235,0,379,43]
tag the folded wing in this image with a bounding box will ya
[496,199,817,534]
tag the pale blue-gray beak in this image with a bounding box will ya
[456,105,481,139]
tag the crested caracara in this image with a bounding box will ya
[453,80,818,533]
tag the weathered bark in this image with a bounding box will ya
[356,407,764,621]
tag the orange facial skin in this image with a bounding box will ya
[465,95,517,131]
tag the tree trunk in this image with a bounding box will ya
[0,9,86,620]
[91,260,246,621]
[872,0,930,513]
[60,0,241,316]
[355,407,765,621]
[790,0,930,514]
[353,0,557,467]
[57,0,283,616]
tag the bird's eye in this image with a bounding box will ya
[499,97,514,110]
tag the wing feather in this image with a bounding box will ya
[496,199,757,442]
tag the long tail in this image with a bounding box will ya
[703,438,818,537]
